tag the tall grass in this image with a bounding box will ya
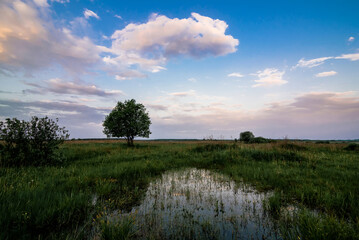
[0,140,358,239]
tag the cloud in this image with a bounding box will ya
[22,78,124,97]
[293,51,359,70]
[228,72,244,78]
[315,71,337,77]
[2,91,359,139]
[348,36,355,42]
[335,53,359,61]
[292,57,333,69]
[188,77,197,82]
[147,104,168,111]
[149,91,359,139]
[33,0,69,8]
[33,0,49,7]
[114,15,122,19]
[0,4,237,79]
[114,70,147,80]
[0,98,110,138]
[252,68,287,87]
[169,90,196,97]
[83,9,100,19]
[0,0,105,75]
[105,13,239,76]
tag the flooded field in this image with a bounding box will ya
[103,168,281,239]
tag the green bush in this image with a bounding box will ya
[239,131,255,143]
[344,143,359,151]
[248,137,270,144]
[0,117,69,166]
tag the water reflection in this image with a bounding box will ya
[114,168,281,239]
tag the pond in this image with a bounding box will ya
[103,168,281,239]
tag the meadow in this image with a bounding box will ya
[1,140,359,239]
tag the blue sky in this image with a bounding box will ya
[1,0,359,139]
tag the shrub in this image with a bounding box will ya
[315,140,330,144]
[279,142,307,151]
[344,143,359,151]
[248,137,270,144]
[239,131,254,143]
[0,117,69,166]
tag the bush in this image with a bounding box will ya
[248,137,270,144]
[280,142,307,151]
[239,131,254,143]
[0,117,69,166]
[344,143,359,151]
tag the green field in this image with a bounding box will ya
[1,140,359,239]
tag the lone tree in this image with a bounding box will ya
[103,99,151,146]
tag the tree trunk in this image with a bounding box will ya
[126,136,134,146]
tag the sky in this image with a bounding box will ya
[0,0,359,140]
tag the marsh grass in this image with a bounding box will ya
[0,140,358,239]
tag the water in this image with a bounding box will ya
[106,168,281,239]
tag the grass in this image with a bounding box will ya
[0,140,359,239]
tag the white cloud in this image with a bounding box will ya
[115,15,122,19]
[83,9,100,19]
[252,68,287,87]
[348,36,355,42]
[228,72,244,78]
[33,0,69,7]
[169,90,196,97]
[315,71,337,77]
[151,66,166,73]
[0,1,104,75]
[149,91,359,139]
[292,57,333,69]
[188,77,197,82]
[33,0,49,7]
[115,70,147,80]
[106,12,239,76]
[0,3,237,80]
[335,52,359,61]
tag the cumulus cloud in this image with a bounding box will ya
[22,78,124,97]
[252,68,287,87]
[228,72,244,78]
[315,71,337,77]
[335,52,359,61]
[84,9,100,19]
[348,36,355,42]
[104,13,239,76]
[292,57,333,69]
[0,0,105,75]
[0,3,238,79]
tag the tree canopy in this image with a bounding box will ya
[239,131,255,143]
[103,99,151,146]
